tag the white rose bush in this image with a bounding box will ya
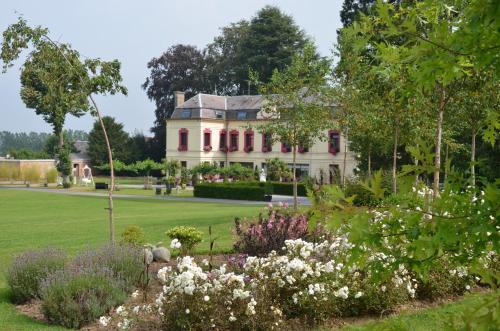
[99,176,498,330]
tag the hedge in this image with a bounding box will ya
[194,182,272,201]
[271,182,307,197]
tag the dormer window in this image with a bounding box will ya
[237,111,247,120]
[181,110,191,119]
[215,110,224,119]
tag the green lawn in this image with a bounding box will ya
[0,189,263,330]
[335,291,493,331]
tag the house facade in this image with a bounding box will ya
[165,92,357,183]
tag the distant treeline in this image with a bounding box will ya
[0,130,88,156]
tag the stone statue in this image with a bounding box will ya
[259,168,267,182]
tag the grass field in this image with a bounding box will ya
[0,189,263,330]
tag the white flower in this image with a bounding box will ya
[229,313,237,322]
[170,238,182,249]
[381,285,387,292]
[132,305,140,314]
[118,318,130,330]
[465,285,471,290]
[354,291,363,298]
[334,286,349,299]
[185,308,190,314]
[204,295,210,302]
[99,316,111,327]
[116,305,127,317]
[131,290,139,298]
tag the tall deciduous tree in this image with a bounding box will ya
[1,17,127,241]
[142,44,210,161]
[256,43,333,210]
[347,0,499,196]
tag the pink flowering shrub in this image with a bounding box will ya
[233,203,309,256]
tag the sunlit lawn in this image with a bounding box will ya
[0,189,262,330]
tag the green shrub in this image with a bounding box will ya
[194,182,272,201]
[416,260,471,301]
[166,226,203,254]
[344,180,378,206]
[40,269,126,329]
[71,243,144,291]
[271,181,307,196]
[120,225,145,246]
[62,181,71,189]
[7,248,67,304]
[22,165,41,184]
[46,168,58,183]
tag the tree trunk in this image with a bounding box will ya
[471,128,476,188]
[56,128,70,184]
[89,96,115,243]
[367,146,372,178]
[444,143,449,183]
[342,128,348,187]
[433,87,445,197]
[292,145,298,211]
[392,126,399,193]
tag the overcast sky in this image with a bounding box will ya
[0,0,343,135]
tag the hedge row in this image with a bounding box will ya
[271,182,307,197]
[194,182,272,201]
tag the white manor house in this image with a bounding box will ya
[165,91,357,182]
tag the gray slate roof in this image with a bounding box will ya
[171,94,264,120]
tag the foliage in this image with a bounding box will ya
[7,148,50,159]
[21,165,41,183]
[265,157,291,181]
[40,268,126,329]
[45,167,58,184]
[88,116,131,166]
[194,182,271,201]
[256,42,334,209]
[234,204,309,256]
[55,145,72,179]
[165,226,203,254]
[120,225,146,246]
[142,44,209,161]
[70,243,144,292]
[271,181,307,197]
[344,179,377,207]
[0,131,51,154]
[7,248,67,303]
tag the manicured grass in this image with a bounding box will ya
[334,292,492,331]
[65,186,194,197]
[0,189,263,330]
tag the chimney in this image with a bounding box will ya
[174,91,185,108]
